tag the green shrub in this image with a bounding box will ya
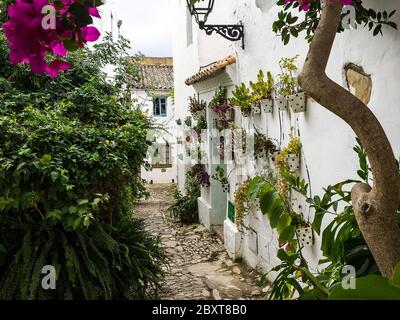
[168,165,203,223]
[0,27,166,299]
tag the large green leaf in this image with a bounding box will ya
[329,275,400,300]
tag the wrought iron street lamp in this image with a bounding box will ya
[186,0,245,49]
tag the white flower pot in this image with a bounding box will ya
[287,154,300,172]
[260,99,273,113]
[222,183,230,193]
[297,226,313,247]
[252,198,261,211]
[252,103,261,115]
[270,150,280,163]
[243,202,249,210]
[275,96,288,111]
[288,92,306,113]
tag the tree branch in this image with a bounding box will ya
[298,0,400,277]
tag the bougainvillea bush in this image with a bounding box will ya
[0,7,167,298]
[2,0,103,77]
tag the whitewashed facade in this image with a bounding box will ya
[172,0,400,276]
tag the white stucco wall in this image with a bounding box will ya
[173,0,400,275]
[134,89,178,184]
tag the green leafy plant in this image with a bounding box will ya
[0,29,166,299]
[230,83,252,117]
[234,180,251,227]
[250,70,275,102]
[168,165,202,223]
[212,165,229,185]
[277,55,301,96]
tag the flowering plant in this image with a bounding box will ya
[210,86,234,130]
[196,169,211,187]
[2,0,103,77]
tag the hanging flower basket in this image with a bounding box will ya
[288,92,306,113]
[261,98,273,113]
[287,153,300,172]
[275,96,288,111]
[297,226,314,247]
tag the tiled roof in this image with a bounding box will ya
[134,57,174,90]
[185,55,236,86]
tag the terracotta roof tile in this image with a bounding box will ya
[185,55,236,86]
[134,57,174,90]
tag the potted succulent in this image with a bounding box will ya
[188,95,207,120]
[282,136,302,173]
[277,55,306,113]
[254,131,278,160]
[212,165,230,193]
[230,83,252,117]
[250,70,275,114]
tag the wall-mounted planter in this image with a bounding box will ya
[193,110,206,120]
[275,96,288,111]
[297,226,313,247]
[222,183,230,193]
[201,183,210,188]
[252,198,261,211]
[252,103,261,116]
[287,153,300,172]
[270,150,280,163]
[260,98,273,113]
[288,92,306,113]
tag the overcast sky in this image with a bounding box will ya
[111,0,173,57]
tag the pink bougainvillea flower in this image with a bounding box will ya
[3,0,102,77]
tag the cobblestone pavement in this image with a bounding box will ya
[135,184,266,300]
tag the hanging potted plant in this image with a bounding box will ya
[277,55,306,113]
[230,83,252,118]
[250,70,275,114]
[287,137,301,172]
[196,169,211,188]
[234,180,251,228]
[188,95,207,120]
[212,165,230,193]
[296,224,314,248]
[176,118,182,126]
[210,86,235,131]
[254,131,278,160]
[193,115,207,141]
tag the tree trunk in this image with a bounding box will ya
[298,0,400,277]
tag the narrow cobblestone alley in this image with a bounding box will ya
[135,184,266,300]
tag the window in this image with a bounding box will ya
[151,143,172,169]
[153,97,167,117]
